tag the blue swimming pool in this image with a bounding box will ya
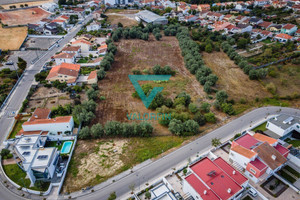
[61,141,73,154]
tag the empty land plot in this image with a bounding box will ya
[105,9,139,14]
[0,26,27,50]
[95,35,209,135]
[1,0,53,9]
[0,7,51,26]
[107,14,138,27]
[202,52,271,101]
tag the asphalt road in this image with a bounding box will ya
[73,106,299,200]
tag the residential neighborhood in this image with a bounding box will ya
[0,0,299,200]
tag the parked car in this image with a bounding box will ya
[5,61,13,65]
[248,187,258,197]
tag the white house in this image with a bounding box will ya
[41,3,58,12]
[53,52,76,65]
[237,24,253,33]
[71,39,92,53]
[62,46,81,57]
[266,115,300,137]
[86,22,101,32]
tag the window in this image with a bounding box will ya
[250,168,256,174]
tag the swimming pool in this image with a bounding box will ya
[61,141,73,154]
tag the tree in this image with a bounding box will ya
[183,120,199,134]
[91,123,104,138]
[155,33,162,41]
[205,43,213,53]
[118,22,123,27]
[193,112,206,126]
[0,149,10,157]
[203,82,213,94]
[97,68,106,80]
[17,57,27,70]
[221,103,235,115]
[237,38,248,49]
[86,88,98,100]
[107,192,117,200]
[216,90,228,103]
[105,121,122,136]
[200,102,210,113]
[168,119,184,135]
[204,112,216,123]
[78,126,90,139]
[145,191,151,199]
[211,138,221,147]
[188,103,198,113]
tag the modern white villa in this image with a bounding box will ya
[266,114,300,137]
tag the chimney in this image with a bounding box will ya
[227,188,231,193]
[233,170,236,175]
[203,190,207,195]
[272,155,276,160]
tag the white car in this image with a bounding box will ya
[248,187,258,197]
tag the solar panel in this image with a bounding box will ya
[37,155,48,160]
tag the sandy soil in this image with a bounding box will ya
[107,14,138,27]
[0,7,51,25]
[1,1,53,9]
[94,36,214,135]
[0,26,27,50]
[62,138,128,193]
[202,51,271,101]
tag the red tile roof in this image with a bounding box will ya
[189,158,243,200]
[282,24,296,30]
[29,108,51,122]
[53,52,76,59]
[213,157,248,185]
[46,63,80,80]
[253,133,277,145]
[87,70,97,80]
[275,33,293,40]
[235,134,260,150]
[185,174,219,200]
[274,144,289,156]
[249,159,267,171]
[72,39,92,45]
[62,46,80,52]
[231,145,257,159]
[23,116,72,126]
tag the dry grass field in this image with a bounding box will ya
[0,26,27,50]
[107,14,138,27]
[202,52,271,101]
[1,0,53,10]
[93,35,225,135]
[0,7,50,25]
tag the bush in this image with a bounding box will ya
[168,119,184,135]
[193,112,206,126]
[204,112,216,123]
[188,103,199,113]
[183,120,199,134]
[200,102,210,113]
[78,126,90,139]
[221,103,235,115]
[266,82,277,95]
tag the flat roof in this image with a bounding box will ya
[268,114,300,130]
[17,136,39,146]
[31,147,56,168]
[136,10,167,23]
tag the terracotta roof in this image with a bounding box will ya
[62,46,80,52]
[59,15,69,20]
[23,116,72,126]
[67,78,77,84]
[46,63,80,80]
[253,133,277,145]
[275,33,293,40]
[29,108,51,122]
[231,145,256,158]
[261,30,271,36]
[72,39,92,45]
[253,142,287,170]
[53,52,76,59]
[282,24,296,30]
[17,129,42,136]
[87,70,97,80]
[52,19,65,23]
[92,57,104,63]
[258,21,272,28]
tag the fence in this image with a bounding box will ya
[255,52,300,69]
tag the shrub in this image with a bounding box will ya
[266,82,277,95]
[188,103,199,113]
[204,112,216,123]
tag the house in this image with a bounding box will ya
[236,24,252,33]
[93,10,103,19]
[51,19,66,29]
[86,21,101,31]
[104,0,128,5]
[150,182,176,200]
[260,30,272,38]
[274,33,293,42]
[183,157,248,200]
[87,70,98,84]
[229,133,289,183]
[71,39,92,53]
[43,22,59,35]
[295,29,300,37]
[281,24,298,35]
[190,4,198,11]
[46,63,81,86]
[184,15,198,22]
[41,3,58,12]
[225,24,240,33]
[13,135,59,185]
[249,17,263,26]
[254,0,269,6]
[257,21,273,30]
[266,115,300,137]
[98,44,107,55]
[62,46,81,56]
[267,24,282,32]
[235,15,247,24]
[53,52,76,65]
[198,4,210,11]
[135,10,168,25]
[223,14,235,22]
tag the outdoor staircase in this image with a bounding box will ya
[182,193,194,200]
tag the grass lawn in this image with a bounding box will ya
[8,120,26,139]
[278,170,297,183]
[3,164,50,191]
[242,196,253,200]
[45,140,73,151]
[252,121,267,132]
[80,67,95,75]
[284,138,300,148]
[283,165,300,178]
[262,39,272,44]
[77,58,89,63]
